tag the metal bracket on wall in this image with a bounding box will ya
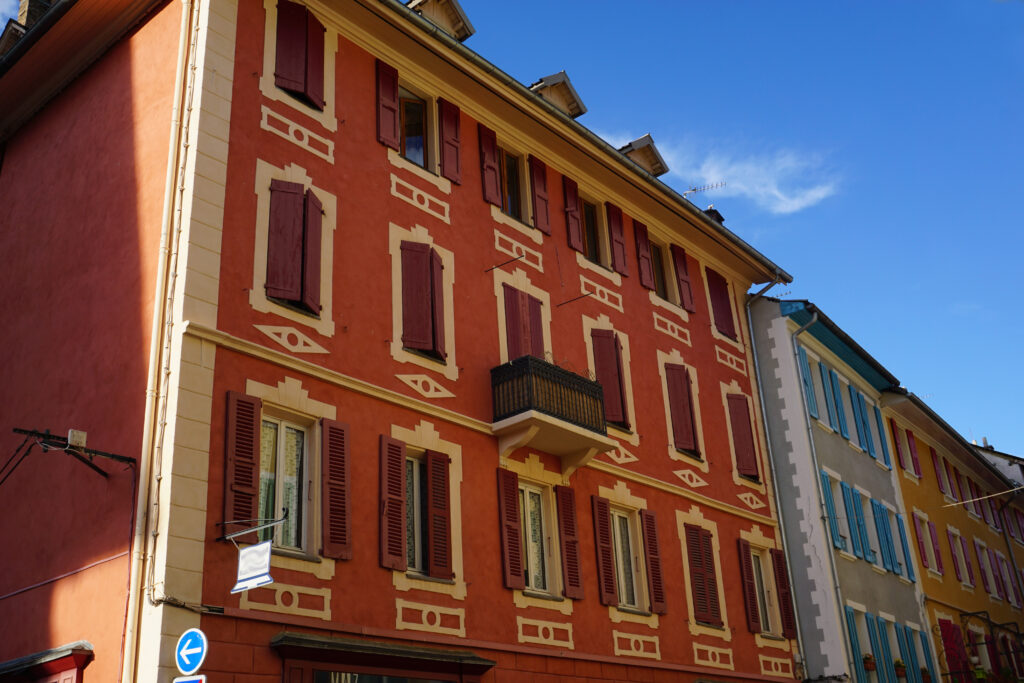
[1,427,135,488]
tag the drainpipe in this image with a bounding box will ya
[745,276,811,675]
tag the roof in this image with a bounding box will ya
[405,0,475,42]
[618,134,669,177]
[529,70,587,119]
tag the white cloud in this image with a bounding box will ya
[0,0,18,23]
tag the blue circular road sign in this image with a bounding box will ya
[174,627,208,676]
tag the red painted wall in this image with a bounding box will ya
[0,2,180,680]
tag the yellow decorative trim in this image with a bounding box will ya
[653,310,691,346]
[270,553,335,581]
[396,374,455,399]
[604,445,639,465]
[491,204,544,246]
[656,349,708,470]
[737,492,766,510]
[582,314,639,447]
[493,229,543,271]
[492,267,552,364]
[260,105,334,163]
[388,148,451,194]
[715,346,747,376]
[245,376,336,421]
[513,591,573,615]
[395,599,465,638]
[756,634,792,652]
[694,643,734,670]
[674,469,709,489]
[517,616,574,649]
[580,274,623,312]
[759,654,794,677]
[607,606,659,628]
[598,480,648,510]
[648,289,690,323]
[575,251,622,286]
[676,505,731,641]
[240,582,331,621]
[612,631,661,660]
[504,453,564,486]
[254,325,327,354]
[390,173,451,224]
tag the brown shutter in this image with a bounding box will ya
[225,391,261,545]
[728,394,759,479]
[669,245,696,312]
[376,59,400,149]
[527,294,545,358]
[274,0,306,94]
[304,8,325,109]
[478,124,501,206]
[429,247,446,360]
[400,241,432,352]
[528,155,550,234]
[503,284,524,361]
[266,179,304,302]
[563,176,583,252]
[641,509,667,614]
[555,485,583,599]
[706,267,737,339]
[592,329,626,425]
[685,524,710,623]
[738,539,761,632]
[606,203,629,275]
[301,189,322,314]
[426,450,453,579]
[438,99,461,184]
[701,528,722,625]
[592,495,618,605]
[320,419,351,560]
[771,549,797,638]
[379,435,407,571]
[496,468,524,589]
[666,363,698,454]
[634,221,655,290]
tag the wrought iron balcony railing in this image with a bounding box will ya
[491,355,606,435]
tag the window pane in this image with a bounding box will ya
[614,513,636,607]
[401,96,425,167]
[526,490,546,590]
[280,426,304,547]
[502,152,522,220]
[650,243,668,300]
[752,553,771,632]
[406,459,419,569]
[582,201,600,264]
[258,421,278,542]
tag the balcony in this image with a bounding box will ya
[491,355,618,474]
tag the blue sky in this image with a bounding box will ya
[3,1,1020,457]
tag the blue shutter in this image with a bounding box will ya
[853,489,876,563]
[799,347,819,419]
[821,470,846,550]
[846,606,868,683]
[874,406,891,468]
[841,482,863,558]
[919,628,937,683]
[830,370,850,439]
[885,510,902,576]
[849,385,867,448]
[876,616,897,683]
[895,514,916,582]
[872,501,893,571]
[901,625,923,683]
[859,394,876,458]
[866,615,888,683]
[820,364,838,429]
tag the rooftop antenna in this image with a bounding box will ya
[682,181,726,199]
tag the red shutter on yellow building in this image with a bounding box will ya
[556,485,583,600]
[225,391,261,545]
[438,99,461,184]
[686,524,721,626]
[641,510,666,614]
[379,435,407,571]
[670,244,696,312]
[592,329,626,426]
[771,549,797,639]
[606,202,629,275]
[633,221,655,290]
[528,155,550,234]
[497,468,524,590]
[266,179,304,302]
[376,60,400,149]
[275,1,307,94]
[738,539,761,632]
[429,248,446,361]
[320,419,351,560]
[666,364,698,454]
[301,189,322,313]
[592,496,618,606]
[706,267,736,339]
[728,394,759,480]
[400,241,433,352]
[478,124,501,205]
[426,450,453,579]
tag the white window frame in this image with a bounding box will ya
[258,414,310,551]
[610,506,644,610]
[518,480,555,594]
[404,452,428,574]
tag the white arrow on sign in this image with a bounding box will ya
[175,628,208,676]
[180,642,203,664]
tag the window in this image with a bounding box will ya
[562,178,629,275]
[581,199,602,265]
[274,0,325,110]
[633,224,696,312]
[840,483,876,562]
[738,541,797,638]
[593,497,665,613]
[224,391,350,558]
[705,266,737,340]
[904,428,922,476]
[399,89,427,167]
[591,328,629,429]
[726,393,760,481]
[400,241,446,361]
[895,513,916,581]
[376,60,455,176]
[798,347,819,420]
[267,179,323,315]
[847,386,877,458]
[502,284,544,361]
[479,125,524,218]
[844,606,869,682]
[911,513,943,574]
[665,363,699,457]
[872,404,892,468]
[932,447,950,497]
[871,500,902,575]
[685,523,722,626]
[820,470,847,551]
[650,241,669,300]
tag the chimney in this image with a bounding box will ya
[704,205,725,225]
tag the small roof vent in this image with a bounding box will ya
[704,205,725,225]
[406,0,475,42]
[529,71,586,119]
[618,134,669,177]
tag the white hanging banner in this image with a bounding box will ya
[230,539,274,593]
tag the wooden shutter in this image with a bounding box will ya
[896,514,916,581]
[931,448,946,494]
[911,514,929,569]
[503,284,525,361]
[798,347,818,419]
[939,620,972,683]
[528,155,550,234]
[301,189,322,314]
[225,391,261,545]
[592,496,618,606]
[905,428,922,475]
[687,525,721,626]
[728,394,759,479]
[947,530,962,581]
[641,509,666,614]
[976,540,991,592]
[990,548,1006,598]
[665,363,698,453]
[873,406,892,467]
[478,123,501,205]
[946,462,960,500]
[927,521,944,573]
[378,435,407,571]
[890,419,907,470]
[841,483,863,558]
[376,59,400,149]
[960,537,974,584]
[845,607,868,683]
[426,450,453,579]
[705,267,736,339]
[606,203,629,275]
[266,179,304,302]
[563,176,583,252]
[828,371,849,439]
[555,485,583,599]
[592,329,626,426]
[321,419,351,560]
[669,244,695,312]
[496,468,524,589]
[304,8,325,109]
[771,548,797,639]
[429,248,446,360]
[633,221,655,290]
[400,241,432,352]
[437,99,461,183]
[820,471,845,550]
[275,0,306,94]
[737,539,761,632]
[527,294,544,358]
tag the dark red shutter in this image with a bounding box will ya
[592,496,618,605]
[947,530,963,581]
[666,363,698,453]
[912,514,930,569]
[606,203,629,275]
[939,620,972,683]
[275,0,306,94]
[641,509,666,614]
[701,529,722,625]
[426,450,453,579]
[592,329,626,426]
[946,461,961,500]
[634,221,655,290]
[301,189,322,314]
[320,419,351,560]
[771,549,797,638]
[563,176,583,253]
[528,155,550,234]
[379,435,407,571]
[738,539,761,632]
[496,468,524,589]
[905,428,922,476]
[503,284,525,360]
[527,294,544,358]
[429,247,446,360]
[376,60,400,149]
[931,448,946,494]
[669,244,696,312]
[304,8,325,109]
[225,392,261,545]
[266,179,304,302]
[478,124,501,205]
[706,267,736,339]
[890,419,907,470]
[437,99,461,183]
[728,394,759,479]
[555,485,583,599]
[685,525,708,621]
[400,241,432,352]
